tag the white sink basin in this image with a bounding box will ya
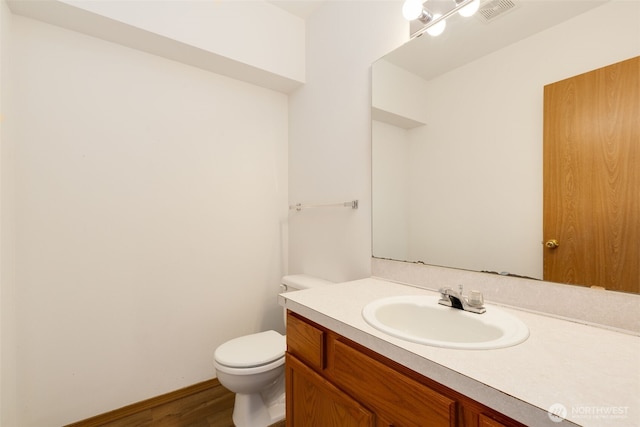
[362,295,529,350]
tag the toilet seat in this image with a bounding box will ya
[214,330,285,370]
[214,355,285,376]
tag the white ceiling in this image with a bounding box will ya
[267,0,610,81]
[382,0,609,80]
[267,0,326,19]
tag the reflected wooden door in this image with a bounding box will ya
[543,56,639,293]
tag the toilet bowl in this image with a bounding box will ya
[214,330,286,427]
[213,275,333,427]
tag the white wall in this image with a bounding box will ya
[8,14,288,426]
[1,0,18,425]
[2,0,409,423]
[0,1,18,426]
[288,1,407,282]
[61,0,306,83]
[7,0,306,92]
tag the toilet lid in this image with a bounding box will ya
[215,330,285,368]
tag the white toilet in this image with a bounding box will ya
[213,274,333,427]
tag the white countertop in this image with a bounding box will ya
[279,278,640,427]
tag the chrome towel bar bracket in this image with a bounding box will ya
[289,200,359,212]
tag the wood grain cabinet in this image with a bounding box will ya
[286,354,374,427]
[285,312,525,427]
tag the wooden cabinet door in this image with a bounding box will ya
[286,353,374,427]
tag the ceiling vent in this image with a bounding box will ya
[476,0,518,23]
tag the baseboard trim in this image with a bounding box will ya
[64,378,225,427]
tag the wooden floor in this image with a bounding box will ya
[66,379,286,427]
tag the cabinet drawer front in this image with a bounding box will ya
[287,313,325,371]
[333,340,456,427]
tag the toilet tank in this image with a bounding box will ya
[281,274,334,292]
[281,275,333,325]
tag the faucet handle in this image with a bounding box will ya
[438,286,451,299]
[467,290,484,308]
[437,288,453,307]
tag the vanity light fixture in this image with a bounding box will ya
[402,0,426,20]
[456,0,480,17]
[403,0,480,38]
[425,13,446,36]
[402,0,446,36]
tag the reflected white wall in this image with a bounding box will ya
[372,121,410,261]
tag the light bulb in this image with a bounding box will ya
[426,14,446,36]
[402,0,424,21]
[458,0,480,17]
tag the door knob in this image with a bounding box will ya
[545,239,559,249]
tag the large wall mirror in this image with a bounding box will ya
[372,0,639,293]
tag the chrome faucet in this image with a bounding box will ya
[438,286,486,314]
